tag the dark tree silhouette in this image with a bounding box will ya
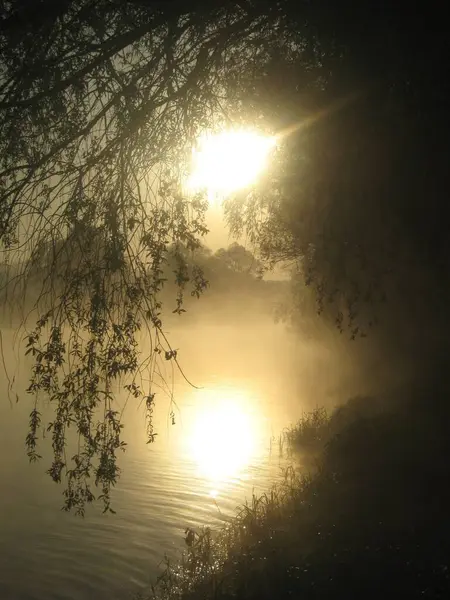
[225,0,450,342]
[214,243,262,275]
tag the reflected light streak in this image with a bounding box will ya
[186,387,258,490]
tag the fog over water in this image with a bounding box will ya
[0,301,381,599]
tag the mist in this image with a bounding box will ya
[2,1,450,598]
[2,226,450,600]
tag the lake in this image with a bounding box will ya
[0,320,334,599]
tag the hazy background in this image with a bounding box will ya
[0,266,394,600]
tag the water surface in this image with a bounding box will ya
[0,321,318,599]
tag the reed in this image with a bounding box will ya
[143,393,450,600]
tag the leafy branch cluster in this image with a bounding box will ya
[224,99,399,339]
[0,0,306,511]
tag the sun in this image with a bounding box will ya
[186,387,258,486]
[187,129,276,202]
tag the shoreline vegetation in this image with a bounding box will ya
[144,388,450,600]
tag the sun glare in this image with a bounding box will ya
[187,129,275,202]
[187,387,258,487]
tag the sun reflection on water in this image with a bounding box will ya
[186,387,260,493]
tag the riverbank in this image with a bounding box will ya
[146,381,450,599]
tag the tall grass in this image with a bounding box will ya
[283,406,331,453]
[142,393,450,600]
[143,465,313,600]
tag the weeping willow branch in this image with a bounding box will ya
[0,0,301,513]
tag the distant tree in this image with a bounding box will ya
[214,242,262,276]
[194,244,213,261]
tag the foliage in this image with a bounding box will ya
[146,465,311,600]
[0,0,314,512]
[214,242,263,276]
[224,0,450,339]
[283,406,331,454]
[159,242,287,326]
[147,389,450,600]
